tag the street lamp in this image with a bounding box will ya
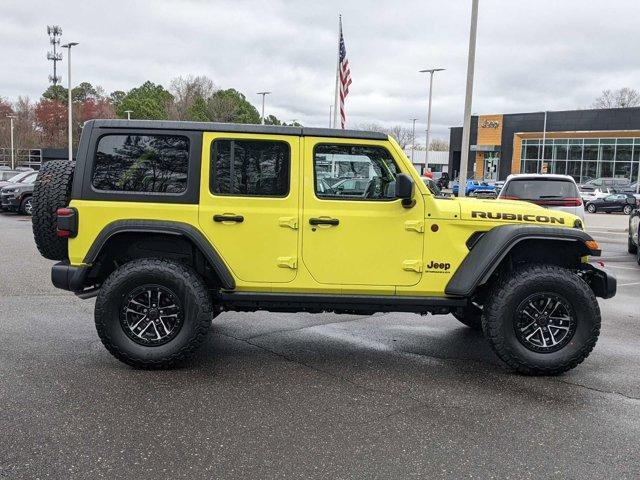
[329,105,333,127]
[6,115,15,170]
[419,68,445,168]
[256,92,271,125]
[457,0,479,197]
[124,110,133,120]
[410,118,418,163]
[61,42,79,162]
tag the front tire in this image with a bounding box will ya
[586,203,597,213]
[482,265,600,375]
[628,235,638,254]
[623,205,632,215]
[95,258,215,369]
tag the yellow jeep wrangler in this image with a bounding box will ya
[32,119,616,374]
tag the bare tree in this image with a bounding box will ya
[385,125,413,149]
[592,88,640,109]
[429,138,449,151]
[169,75,217,120]
[355,123,413,149]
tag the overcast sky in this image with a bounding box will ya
[2,0,639,141]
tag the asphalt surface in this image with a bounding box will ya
[0,211,638,479]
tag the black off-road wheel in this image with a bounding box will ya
[32,160,75,260]
[95,258,216,369]
[452,303,483,330]
[482,265,601,375]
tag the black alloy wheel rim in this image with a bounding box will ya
[120,284,183,346]
[514,292,577,353]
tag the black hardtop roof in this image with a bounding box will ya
[86,119,388,141]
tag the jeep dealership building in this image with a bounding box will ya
[448,107,640,183]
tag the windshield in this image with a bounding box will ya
[7,171,34,183]
[501,178,579,200]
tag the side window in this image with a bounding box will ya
[92,134,189,193]
[314,144,399,200]
[210,139,289,197]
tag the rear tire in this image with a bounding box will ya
[482,265,600,375]
[586,203,597,213]
[32,160,75,260]
[95,258,215,369]
[623,205,632,215]
[628,235,638,254]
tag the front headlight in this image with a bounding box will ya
[2,188,17,193]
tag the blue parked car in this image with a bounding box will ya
[452,179,497,197]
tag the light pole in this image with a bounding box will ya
[419,68,445,168]
[329,105,333,127]
[257,92,270,125]
[410,118,417,163]
[61,42,79,162]
[458,0,479,197]
[6,115,15,169]
[124,110,133,120]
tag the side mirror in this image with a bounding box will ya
[395,173,415,208]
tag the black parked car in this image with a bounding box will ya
[585,193,638,215]
[0,171,38,215]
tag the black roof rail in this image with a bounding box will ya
[86,119,388,141]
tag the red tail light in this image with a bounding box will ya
[56,207,78,238]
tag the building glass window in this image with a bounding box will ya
[519,136,640,182]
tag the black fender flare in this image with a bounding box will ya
[84,220,235,290]
[445,224,599,297]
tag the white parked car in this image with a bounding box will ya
[580,187,615,203]
[498,174,585,220]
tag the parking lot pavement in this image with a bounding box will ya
[0,212,639,479]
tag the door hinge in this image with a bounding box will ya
[402,260,423,272]
[404,220,424,233]
[278,216,298,229]
[277,256,298,269]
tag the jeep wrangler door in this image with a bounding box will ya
[302,139,425,287]
[199,133,300,283]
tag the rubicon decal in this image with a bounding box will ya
[471,211,565,224]
[425,260,451,272]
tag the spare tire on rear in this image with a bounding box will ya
[32,160,76,261]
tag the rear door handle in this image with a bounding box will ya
[309,217,339,226]
[213,214,244,223]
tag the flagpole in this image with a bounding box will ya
[332,15,341,129]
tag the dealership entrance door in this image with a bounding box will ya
[484,153,500,181]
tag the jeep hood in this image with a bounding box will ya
[456,197,579,227]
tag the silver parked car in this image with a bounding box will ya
[498,174,585,220]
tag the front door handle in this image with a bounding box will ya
[309,217,339,226]
[213,214,244,223]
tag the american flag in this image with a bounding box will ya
[338,18,352,129]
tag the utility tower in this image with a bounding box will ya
[47,25,63,85]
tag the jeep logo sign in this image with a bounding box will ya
[425,260,451,271]
[480,120,500,129]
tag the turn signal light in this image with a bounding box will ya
[585,240,600,251]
